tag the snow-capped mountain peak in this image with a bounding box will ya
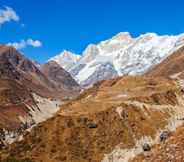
[61,50,80,60]
[49,50,81,70]
[100,32,133,45]
[139,32,158,38]
[111,32,132,41]
[79,44,99,63]
[49,32,184,86]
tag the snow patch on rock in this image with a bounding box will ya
[2,93,62,145]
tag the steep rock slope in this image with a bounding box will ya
[50,32,184,86]
[0,45,52,96]
[41,61,80,98]
[0,79,36,130]
[147,45,184,79]
[0,45,80,148]
[0,79,60,147]
[2,76,184,162]
[0,45,80,99]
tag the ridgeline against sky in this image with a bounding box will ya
[0,0,184,62]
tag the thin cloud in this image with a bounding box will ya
[7,39,42,49]
[0,6,19,25]
[21,23,25,27]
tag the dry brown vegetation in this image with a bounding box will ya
[131,123,184,162]
[1,76,183,162]
[146,46,184,79]
[2,45,184,162]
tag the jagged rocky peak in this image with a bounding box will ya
[0,45,41,73]
[0,45,39,79]
[0,45,22,63]
[0,45,81,99]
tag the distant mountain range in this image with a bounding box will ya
[50,32,184,86]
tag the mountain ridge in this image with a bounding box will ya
[50,32,184,86]
[0,45,80,99]
[0,45,81,148]
[49,50,81,71]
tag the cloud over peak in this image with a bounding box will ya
[7,39,42,49]
[0,6,19,25]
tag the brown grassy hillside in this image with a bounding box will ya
[131,123,184,162]
[1,76,184,162]
[147,46,184,79]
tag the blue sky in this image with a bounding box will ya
[0,0,184,63]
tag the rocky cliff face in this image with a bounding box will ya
[0,45,81,99]
[0,78,61,148]
[41,61,80,96]
[0,45,54,98]
[2,76,184,162]
[0,45,81,149]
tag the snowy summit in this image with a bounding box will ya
[50,32,184,86]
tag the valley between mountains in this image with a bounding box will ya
[1,33,184,162]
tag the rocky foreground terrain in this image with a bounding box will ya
[1,75,184,162]
[131,123,184,162]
